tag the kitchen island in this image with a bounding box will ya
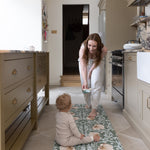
[0,51,49,150]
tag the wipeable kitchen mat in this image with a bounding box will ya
[53,104,124,150]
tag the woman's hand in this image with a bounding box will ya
[101,46,107,59]
[82,82,88,89]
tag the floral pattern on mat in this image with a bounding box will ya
[53,104,124,150]
[98,144,113,150]
[60,146,75,150]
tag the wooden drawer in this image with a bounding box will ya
[3,58,33,88]
[4,78,33,124]
[124,53,136,62]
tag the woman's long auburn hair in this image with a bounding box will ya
[82,33,104,67]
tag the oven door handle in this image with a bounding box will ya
[111,56,122,60]
[109,62,123,67]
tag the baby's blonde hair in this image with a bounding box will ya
[56,93,71,111]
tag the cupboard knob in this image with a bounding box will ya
[12,98,17,104]
[12,69,17,75]
[128,56,132,61]
[26,88,31,93]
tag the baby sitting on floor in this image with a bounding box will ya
[55,93,100,147]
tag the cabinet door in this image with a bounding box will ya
[142,91,150,134]
[138,81,150,135]
[124,53,139,119]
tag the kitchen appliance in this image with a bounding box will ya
[110,50,124,109]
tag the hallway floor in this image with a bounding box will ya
[23,86,149,150]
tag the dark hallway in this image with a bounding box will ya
[63,5,89,75]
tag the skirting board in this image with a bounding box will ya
[123,109,150,149]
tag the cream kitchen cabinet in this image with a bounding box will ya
[124,53,139,121]
[0,51,49,150]
[137,80,150,147]
[123,52,150,148]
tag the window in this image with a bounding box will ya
[82,5,89,25]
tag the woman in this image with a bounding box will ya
[78,33,107,118]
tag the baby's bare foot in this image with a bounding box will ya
[93,134,100,142]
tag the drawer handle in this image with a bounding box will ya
[26,88,31,93]
[147,97,150,109]
[12,98,17,104]
[27,65,31,71]
[128,56,132,61]
[12,69,17,75]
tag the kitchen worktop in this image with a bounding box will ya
[122,49,150,53]
[0,50,48,53]
[123,49,142,53]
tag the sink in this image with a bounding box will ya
[137,52,150,84]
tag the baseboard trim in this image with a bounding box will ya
[123,109,150,149]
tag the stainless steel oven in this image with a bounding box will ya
[110,50,124,109]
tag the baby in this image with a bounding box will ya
[55,93,100,147]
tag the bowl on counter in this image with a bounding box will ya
[123,40,142,50]
[123,43,142,50]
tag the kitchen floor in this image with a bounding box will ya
[23,86,149,150]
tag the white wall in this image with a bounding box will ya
[47,0,99,85]
[0,0,42,51]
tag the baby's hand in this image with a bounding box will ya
[93,134,100,142]
[80,134,85,139]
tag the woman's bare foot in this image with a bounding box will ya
[85,104,91,109]
[88,109,97,118]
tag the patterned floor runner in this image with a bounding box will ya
[53,104,124,150]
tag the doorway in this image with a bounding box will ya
[63,5,89,75]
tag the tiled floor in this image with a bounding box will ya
[23,86,149,150]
